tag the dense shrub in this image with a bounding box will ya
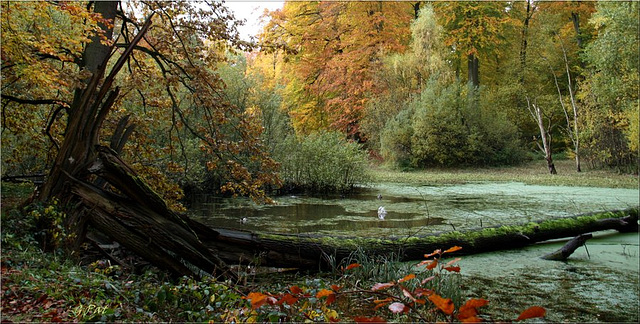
[274,131,371,193]
[381,78,526,168]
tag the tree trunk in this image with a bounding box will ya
[196,208,637,270]
[526,97,557,174]
[467,53,479,88]
[541,233,592,261]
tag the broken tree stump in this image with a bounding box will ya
[541,233,593,261]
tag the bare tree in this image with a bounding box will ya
[526,96,557,174]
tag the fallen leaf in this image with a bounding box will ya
[345,263,362,271]
[516,306,546,321]
[353,315,386,323]
[426,260,438,270]
[398,273,416,283]
[276,293,298,305]
[316,289,334,298]
[388,302,406,314]
[371,282,395,291]
[290,286,303,294]
[428,293,454,315]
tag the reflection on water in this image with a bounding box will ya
[187,182,639,322]
[188,182,639,236]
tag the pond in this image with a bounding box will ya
[189,182,639,237]
[189,181,639,322]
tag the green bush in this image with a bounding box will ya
[275,131,371,193]
[381,77,526,168]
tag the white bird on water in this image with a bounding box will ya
[377,206,387,220]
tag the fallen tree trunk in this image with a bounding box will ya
[196,208,638,270]
[541,233,593,261]
[69,146,237,280]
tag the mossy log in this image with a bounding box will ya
[197,208,638,270]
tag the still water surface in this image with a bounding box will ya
[190,182,638,237]
[189,182,639,322]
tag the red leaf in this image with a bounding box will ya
[277,293,298,305]
[398,273,416,283]
[331,284,341,292]
[426,260,438,270]
[371,282,395,291]
[516,306,546,321]
[345,263,362,271]
[444,266,461,273]
[290,286,303,295]
[428,293,454,315]
[326,293,337,305]
[443,246,463,254]
[353,316,387,323]
[388,302,406,314]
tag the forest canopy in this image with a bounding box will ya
[2,0,638,205]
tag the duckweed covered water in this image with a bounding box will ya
[189,182,639,322]
[190,182,638,237]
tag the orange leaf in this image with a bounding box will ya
[458,299,489,322]
[426,260,438,270]
[388,302,406,314]
[443,246,463,254]
[371,282,395,291]
[374,297,393,304]
[331,284,341,292]
[316,289,334,298]
[345,263,362,271]
[424,249,442,258]
[516,306,546,321]
[247,292,268,309]
[353,315,387,323]
[398,273,416,283]
[290,286,303,295]
[428,293,454,315]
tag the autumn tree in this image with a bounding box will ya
[433,1,515,89]
[259,1,414,138]
[1,1,280,278]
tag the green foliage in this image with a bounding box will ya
[274,131,371,193]
[381,77,525,169]
[579,1,639,171]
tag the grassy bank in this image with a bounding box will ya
[370,159,639,189]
